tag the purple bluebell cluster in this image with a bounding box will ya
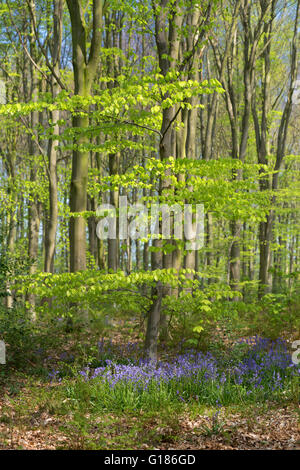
[48,336,299,407]
[84,350,218,390]
[230,336,299,392]
[76,337,299,399]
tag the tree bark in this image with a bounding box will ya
[66,0,104,272]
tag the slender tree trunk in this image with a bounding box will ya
[44,0,62,273]
[66,0,103,272]
[108,152,120,271]
[27,0,41,315]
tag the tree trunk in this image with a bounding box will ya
[66,0,103,272]
[44,0,62,273]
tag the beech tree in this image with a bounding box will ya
[0,0,299,359]
[66,0,105,272]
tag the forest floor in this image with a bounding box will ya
[0,396,299,450]
[0,384,299,450]
[0,320,299,450]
